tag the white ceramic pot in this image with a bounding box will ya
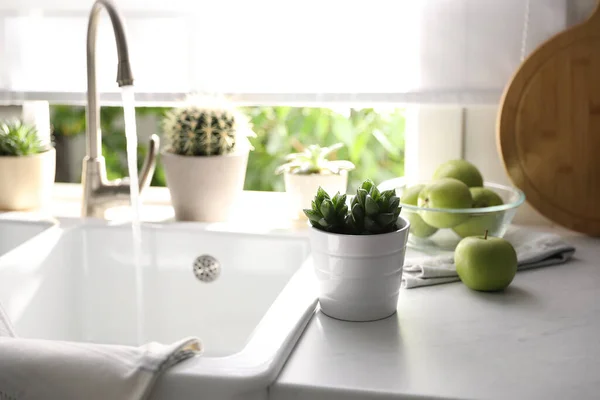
[284,171,348,220]
[0,149,56,211]
[309,217,411,322]
[162,150,249,222]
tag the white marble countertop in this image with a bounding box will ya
[272,232,600,400]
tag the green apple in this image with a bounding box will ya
[417,178,473,228]
[402,184,438,238]
[433,159,484,188]
[453,187,504,238]
[455,232,518,292]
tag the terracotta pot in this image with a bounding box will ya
[309,217,410,322]
[284,171,348,220]
[0,149,56,211]
[162,151,249,222]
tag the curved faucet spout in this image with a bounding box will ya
[82,0,159,218]
[86,0,133,160]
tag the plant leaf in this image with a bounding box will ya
[356,189,368,207]
[376,213,396,227]
[365,195,380,216]
[364,216,379,233]
[319,142,344,159]
[361,180,375,192]
[316,187,330,201]
[284,152,306,161]
[331,192,341,205]
[324,160,355,172]
[317,218,329,228]
[345,213,359,234]
[335,193,347,208]
[304,209,322,223]
[336,204,348,219]
[388,196,400,211]
[381,189,396,200]
[370,186,381,201]
[320,199,334,221]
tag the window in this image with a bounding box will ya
[50,105,406,192]
[4,0,591,195]
[0,1,576,104]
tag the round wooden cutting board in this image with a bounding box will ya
[498,3,600,236]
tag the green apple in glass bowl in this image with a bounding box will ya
[453,187,504,238]
[455,231,518,291]
[418,178,473,228]
[433,159,484,188]
[379,179,525,252]
[402,184,438,238]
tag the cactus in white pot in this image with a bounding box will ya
[161,103,253,222]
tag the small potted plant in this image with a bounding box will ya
[276,143,355,220]
[0,120,56,210]
[161,104,253,222]
[304,180,410,322]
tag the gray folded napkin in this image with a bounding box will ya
[403,228,576,289]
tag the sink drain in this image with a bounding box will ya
[193,255,220,283]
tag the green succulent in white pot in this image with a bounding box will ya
[304,180,410,322]
[276,143,355,220]
[161,102,254,222]
[0,120,56,211]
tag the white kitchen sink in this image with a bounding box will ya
[0,221,318,400]
[0,220,55,257]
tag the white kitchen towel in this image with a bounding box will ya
[0,301,202,400]
[403,228,576,289]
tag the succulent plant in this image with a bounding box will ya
[0,120,48,156]
[275,143,355,175]
[304,187,349,234]
[162,106,239,156]
[303,179,402,235]
[345,180,401,235]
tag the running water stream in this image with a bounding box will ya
[121,86,144,344]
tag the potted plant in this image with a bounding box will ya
[0,120,56,210]
[161,104,253,222]
[304,180,410,322]
[276,143,355,220]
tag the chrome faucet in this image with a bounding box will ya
[82,0,159,218]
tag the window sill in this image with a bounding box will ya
[0,183,309,235]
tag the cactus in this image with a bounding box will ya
[162,106,238,156]
[303,179,402,235]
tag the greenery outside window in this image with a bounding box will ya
[50,105,405,192]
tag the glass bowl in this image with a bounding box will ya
[380,179,526,252]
